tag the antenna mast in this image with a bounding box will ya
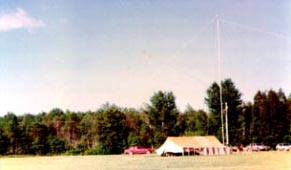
[216,15,225,145]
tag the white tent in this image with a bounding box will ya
[156,136,230,156]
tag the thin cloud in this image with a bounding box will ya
[0,8,45,31]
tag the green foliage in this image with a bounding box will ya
[174,114,187,136]
[79,111,98,150]
[96,104,127,154]
[205,78,242,145]
[123,108,153,147]
[0,128,9,154]
[205,83,222,137]
[48,137,68,154]
[179,106,208,136]
[0,86,290,156]
[194,110,208,136]
[250,90,290,146]
[127,132,140,146]
[146,91,179,146]
[2,113,20,154]
[240,103,252,145]
[65,148,84,155]
[84,148,101,155]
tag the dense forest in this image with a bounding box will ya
[0,79,290,155]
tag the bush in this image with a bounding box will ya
[84,148,100,155]
[65,148,83,155]
[48,137,68,154]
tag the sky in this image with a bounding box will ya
[0,0,290,115]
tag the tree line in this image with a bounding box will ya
[205,79,291,146]
[0,78,290,155]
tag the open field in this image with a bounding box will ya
[0,151,290,170]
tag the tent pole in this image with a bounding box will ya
[225,102,229,146]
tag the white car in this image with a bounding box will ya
[276,143,291,151]
[246,143,271,151]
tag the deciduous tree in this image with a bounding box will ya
[96,104,127,154]
[146,91,179,146]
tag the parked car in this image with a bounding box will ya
[124,146,154,155]
[245,143,271,151]
[276,143,291,151]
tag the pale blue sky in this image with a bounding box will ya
[0,0,290,115]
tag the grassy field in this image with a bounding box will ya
[0,151,290,170]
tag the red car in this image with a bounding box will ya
[124,146,154,155]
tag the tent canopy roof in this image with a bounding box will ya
[167,136,224,148]
[156,136,225,155]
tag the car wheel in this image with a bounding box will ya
[129,152,133,155]
[146,151,150,154]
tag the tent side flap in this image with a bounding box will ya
[156,139,183,155]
